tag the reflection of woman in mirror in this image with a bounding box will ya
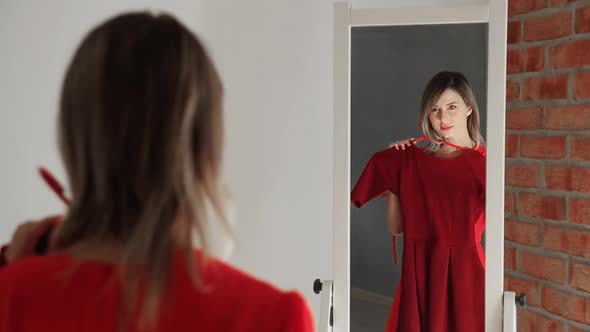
[351,71,486,331]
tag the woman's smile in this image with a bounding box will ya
[440,124,454,131]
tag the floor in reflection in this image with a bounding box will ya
[350,297,390,332]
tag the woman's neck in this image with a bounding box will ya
[63,239,125,263]
[59,216,190,263]
[438,136,474,153]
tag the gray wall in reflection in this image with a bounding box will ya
[350,23,488,297]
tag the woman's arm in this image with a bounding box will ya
[386,192,403,234]
[0,216,61,269]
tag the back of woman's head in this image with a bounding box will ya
[419,71,485,151]
[55,11,227,329]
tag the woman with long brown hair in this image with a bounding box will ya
[0,12,314,332]
[352,71,486,331]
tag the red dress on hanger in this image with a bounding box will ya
[351,143,486,332]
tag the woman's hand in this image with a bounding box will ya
[4,215,62,264]
[389,138,414,150]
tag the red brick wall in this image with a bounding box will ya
[505,0,590,331]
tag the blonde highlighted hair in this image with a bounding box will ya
[54,11,229,330]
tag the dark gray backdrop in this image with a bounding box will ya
[350,23,488,297]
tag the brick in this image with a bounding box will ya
[575,71,590,99]
[506,134,519,158]
[568,231,590,259]
[576,6,590,33]
[508,21,522,44]
[507,79,520,102]
[506,107,542,130]
[517,310,564,332]
[505,219,541,245]
[509,0,546,17]
[542,287,588,323]
[524,11,572,42]
[505,247,517,270]
[570,261,590,293]
[549,0,568,6]
[544,225,590,259]
[545,165,590,193]
[523,75,568,100]
[507,47,544,74]
[520,135,566,159]
[518,192,565,220]
[520,251,566,284]
[570,197,590,226]
[506,192,516,214]
[571,136,590,161]
[570,326,590,332]
[545,105,590,130]
[550,39,590,69]
[506,163,540,187]
[505,276,541,306]
[543,226,568,253]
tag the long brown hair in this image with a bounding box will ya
[54,11,229,330]
[419,71,485,152]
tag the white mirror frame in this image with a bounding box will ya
[332,2,507,331]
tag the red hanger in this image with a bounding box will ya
[39,167,71,206]
[410,135,472,151]
[35,167,70,254]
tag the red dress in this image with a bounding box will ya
[351,144,486,332]
[0,250,314,332]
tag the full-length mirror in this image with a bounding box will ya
[349,23,488,331]
[332,2,507,331]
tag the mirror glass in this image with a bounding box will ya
[349,23,488,331]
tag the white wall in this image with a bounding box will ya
[351,0,486,8]
[196,0,335,317]
[0,0,335,320]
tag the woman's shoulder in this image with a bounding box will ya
[0,253,75,308]
[370,145,412,165]
[0,253,69,283]
[202,254,311,305]
[193,253,315,331]
[474,144,487,157]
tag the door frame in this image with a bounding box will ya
[332,2,507,331]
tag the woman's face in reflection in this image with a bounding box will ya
[428,88,472,141]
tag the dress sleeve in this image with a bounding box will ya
[351,149,401,208]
